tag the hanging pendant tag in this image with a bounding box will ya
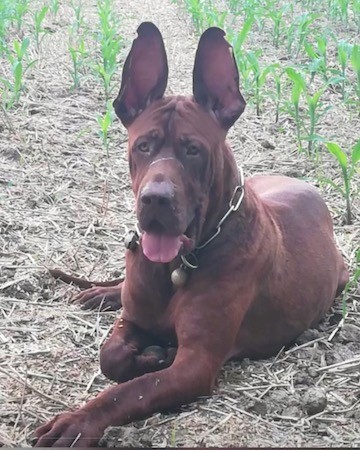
[124,231,139,251]
[171,265,188,288]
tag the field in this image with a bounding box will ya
[0,0,360,447]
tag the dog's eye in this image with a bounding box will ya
[186,144,200,156]
[138,141,150,153]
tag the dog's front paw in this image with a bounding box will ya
[33,410,103,447]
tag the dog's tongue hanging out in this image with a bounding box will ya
[141,232,183,263]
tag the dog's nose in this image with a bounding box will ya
[140,181,174,208]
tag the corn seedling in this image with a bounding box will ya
[324,140,360,224]
[50,0,60,19]
[337,40,352,99]
[183,0,205,33]
[304,35,330,83]
[305,88,328,154]
[202,4,227,29]
[70,0,84,35]
[264,3,290,48]
[267,64,283,123]
[285,68,306,150]
[14,0,29,32]
[97,101,114,156]
[33,6,49,51]
[341,248,360,316]
[95,0,121,102]
[69,37,87,89]
[229,15,254,95]
[350,44,360,102]
[1,37,32,108]
[246,50,272,116]
[287,13,318,59]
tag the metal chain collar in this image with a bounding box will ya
[180,166,245,270]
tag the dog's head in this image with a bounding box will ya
[113,22,246,264]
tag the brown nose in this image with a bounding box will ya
[140,181,174,209]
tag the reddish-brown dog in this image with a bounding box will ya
[34,22,349,447]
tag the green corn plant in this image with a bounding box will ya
[97,101,114,156]
[351,0,360,32]
[264,3,290,48]
[50,0,60,19]
[324,139,360,225]
[1,37,32,108]
[287,13,318,59]
[183,0,205,33]
[350,44,360,102]
[285,68,306,151]
[229,15,254,95]
[203,3,227,29]
[33,6,49,50]
[335,0,350,25]
[246,51,273,116]
[304,35,330,83]
[70,0,84,35]
[337,40,352,100]
[14,0,29,31]
[267,64,283,123]
[341,248,360,316]
[95,0,121,102]
[69,37,87,89]
[305,88,328,154]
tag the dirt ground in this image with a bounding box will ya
[1,0,360,447]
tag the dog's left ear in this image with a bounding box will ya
[113,22,168,127]
[193,27,246,129]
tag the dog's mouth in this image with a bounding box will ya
[140,219,196,264]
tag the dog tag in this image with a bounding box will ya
[171,266,188,288]
[124,231,138,251]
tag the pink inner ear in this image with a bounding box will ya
[193,27,245,128]
[114,22,168,126]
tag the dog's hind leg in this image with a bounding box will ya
[49,268,123,311]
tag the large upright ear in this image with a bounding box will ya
[193,27,246,129]
[113,22,168,127]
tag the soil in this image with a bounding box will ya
[0,0,359,447]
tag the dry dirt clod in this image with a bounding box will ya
[302,387,327,415]
[260,139,275,149]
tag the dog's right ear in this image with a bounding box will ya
[113,22,168,127]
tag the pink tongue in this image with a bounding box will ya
[142,232,182,263]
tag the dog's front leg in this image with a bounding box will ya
[33,347,221,447]
[34,284,253,447]
[100,317,176,383]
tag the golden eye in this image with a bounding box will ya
[138,141,150,153]
[186,143,200,156]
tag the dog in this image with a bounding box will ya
[34,22,349,447]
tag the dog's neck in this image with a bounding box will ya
[198,141,243,246]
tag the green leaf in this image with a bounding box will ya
[304,41,317,59]
[236,15,254,50]
[326,142,348,170]
[351,44,360,71]
[351,139,360,165]
[285,68,306,90]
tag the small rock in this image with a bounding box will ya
[282,405,300,418]
[270,389,289,408]
[247,399,268,416]
[307,367,318,378]
[302,387,327,415]
[339,324,360,343]
[294,372,313,386]
[295,329,320,345]
[260,139,275,149]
